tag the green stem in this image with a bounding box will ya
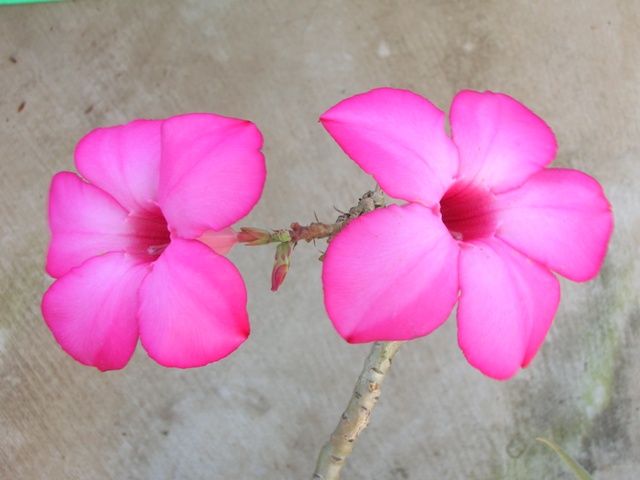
[312,341,404,480]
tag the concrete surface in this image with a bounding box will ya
[1,1,638,479]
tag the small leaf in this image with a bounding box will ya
[536,437,594,480]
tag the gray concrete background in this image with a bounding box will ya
[1,1,638,478]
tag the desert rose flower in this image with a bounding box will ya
[42,114,266,371]
[320,88,613,379]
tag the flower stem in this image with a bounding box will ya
[238,186,385,290]
[312,341,404,480]
[239,186,385,247]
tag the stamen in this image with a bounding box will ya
[147,243,170,256]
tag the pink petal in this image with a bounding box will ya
[75,120,163,214]
[457,239,560,380]
[450,91,557,193]
[322,203,459,342]
[320,88,459,206]
[46,172,134,278]
[41,253,149,371]
[496,168,613,282]
[158,114,266,239]
[197,227,238,256]
[138,238,250,367]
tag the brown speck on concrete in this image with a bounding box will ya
[17,101,26,113]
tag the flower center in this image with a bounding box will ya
[439,182,498,242]
[126,207,171,259]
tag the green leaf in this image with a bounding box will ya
[536,437,594,480]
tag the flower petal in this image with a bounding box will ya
[138,238,250,367]
[320,88,459,206]
[41,253,148,371]
[496,168,613,282]
[46,172,134,278]
[158,114,266,239]
[322,203,459,342]
[457,239,560,380]
[451,91,557,192]
[75,120,163,214]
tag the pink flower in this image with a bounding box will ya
[320,88,613,379]
[42,114,266,371]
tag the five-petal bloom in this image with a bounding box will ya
[320,88,613,379]
[42,114,266,371]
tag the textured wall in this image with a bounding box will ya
[1,1,638,478]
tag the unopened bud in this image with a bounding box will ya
[271,242,292,292]
[238,227,272,246]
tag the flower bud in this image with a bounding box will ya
[238,227,272,246]
[271,242,292,291]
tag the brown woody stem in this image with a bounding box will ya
[312,341,404,480]
[240,187,385,248]
[239,187,385,289]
